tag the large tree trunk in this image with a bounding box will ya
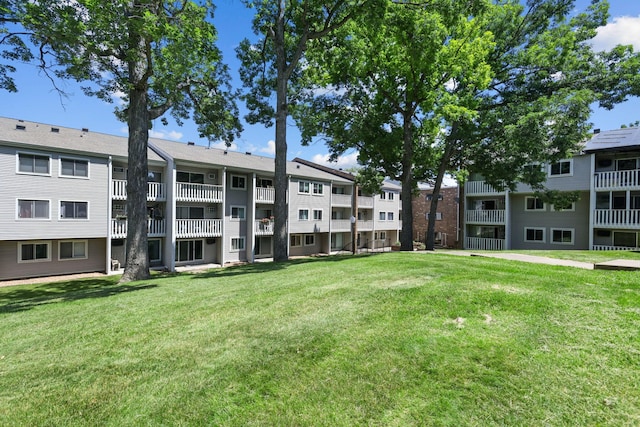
[273,0,289,263]
[120,7,150,283]
[400,113,414,251]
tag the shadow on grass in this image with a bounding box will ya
[0,278,157,314]
[192,253,378,280]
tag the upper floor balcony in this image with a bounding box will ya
[357,220,374,231]
[358,196,374,208]
[465,181,505,196]
[331,219,352,232]
[255,219,274,236]
[255,187,275,204]
[465,209,506,225]
[111,218,166,239]
[176,182,223,203]
[112,179,166,202]
[175,219,222,238]
[332,194,352,207]
[593,209,640,229]
[594,170,640,190]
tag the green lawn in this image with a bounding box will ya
[1,253,639,426]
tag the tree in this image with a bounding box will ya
[0,1,33,92]
[19,0,241,282]
[295,0,496,250]
[236,0,375,262]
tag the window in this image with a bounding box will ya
[525,197,545,211]
[18,199,49,219]
[18,153,50,175]
[298,209,309,220]
[290,234,302,247]
[231,206,246,220]
[388,192,395,200]
[380,192,386,200]
[177,206,204,219]
[257,178,273,188]
[426,212,443,220]
[426,193,443,201]
[552,201,575,212]
[312,183,324,195]
[613,232,637,248]
[551,229,574,245]
[549,160,572,176]
[60,201,88,219]
[18,241,50,263]
[148,239,161,262]
[524,227,545,242]
[304,234,315,246]
[231,237,246,252]
[175,240,203,262]
[59,240,87,260]
[387,212,394,221]
[313,209,323,220]
[617,158,638,171]
[60,158,89,178]
[379,212,386,221]
[230,174,246,190]
[177,171,204,184]
[299,181,310,194]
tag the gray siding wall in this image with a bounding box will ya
[515,155,592,193]
[224,172,249,263]
[0,238,107,281]
[288,178,331,234]
[509,191,590,249]
[0,146,109,240]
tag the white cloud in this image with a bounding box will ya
[591,15,640,52]
[311,151,360,170]
[258,140,276,156]
[210,140,238,151]
[149,129,183,141]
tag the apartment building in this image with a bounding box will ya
[0,117,403,281]
[412,186,460,248]
[464,127,640,251]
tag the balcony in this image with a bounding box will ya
[593,209,640,229]
[357,220,374,231]
[332,194,352,207]
[465,237,505,250]
[175,219,222,238]
[255,219,274,236]
[358,196,374,208]
[465,181,504,195]
[111,218,166,239]
[594,170,640,190]
[256,187,275,204]
[176,182,223,203]
[592,245,640,251]
[112,179,166,201]
[465,209,505,224]
[331,219,352,231]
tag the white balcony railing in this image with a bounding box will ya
[111,218,166,239]
[594,170,640,190]
[332,194,352,206]
[465,209,505,224]
[112,180,166,201]
[331,219,352,231]
[465,181,504,195]
[592,245,640,251]
[255,219,274,236]
[593,209,640,228]
[256,187,275,203]
[357,220,374,231]
[358,196,374,208]
[175,219,222,238]
[176,182,223,202]
[465,237,505,251]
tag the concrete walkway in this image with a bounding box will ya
[437,250,640,271]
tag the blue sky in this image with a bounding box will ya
[1,0,639,169]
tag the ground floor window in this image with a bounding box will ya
[551,228,574,245]
[148,239,161,262]
[231,237,245,252]
[175,239,203,262]
[304,234,315,246]
[59,240,87,260]
[331,233,344,249]
[290,234,302,247]
[613,231,638,248]
[524,227,545,242]
[18,241,51,263]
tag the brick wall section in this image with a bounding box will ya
[411,187,460,248]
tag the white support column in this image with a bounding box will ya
[504,190,511,250]
[221,167,227,266]
[106,156,113,273]
[588,153,595,250]
[166,159,177,272]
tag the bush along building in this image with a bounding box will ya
[464,127,640,251]
[0,117,402,281]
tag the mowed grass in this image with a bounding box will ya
[465,249,640,264]
[1,253,639,426]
